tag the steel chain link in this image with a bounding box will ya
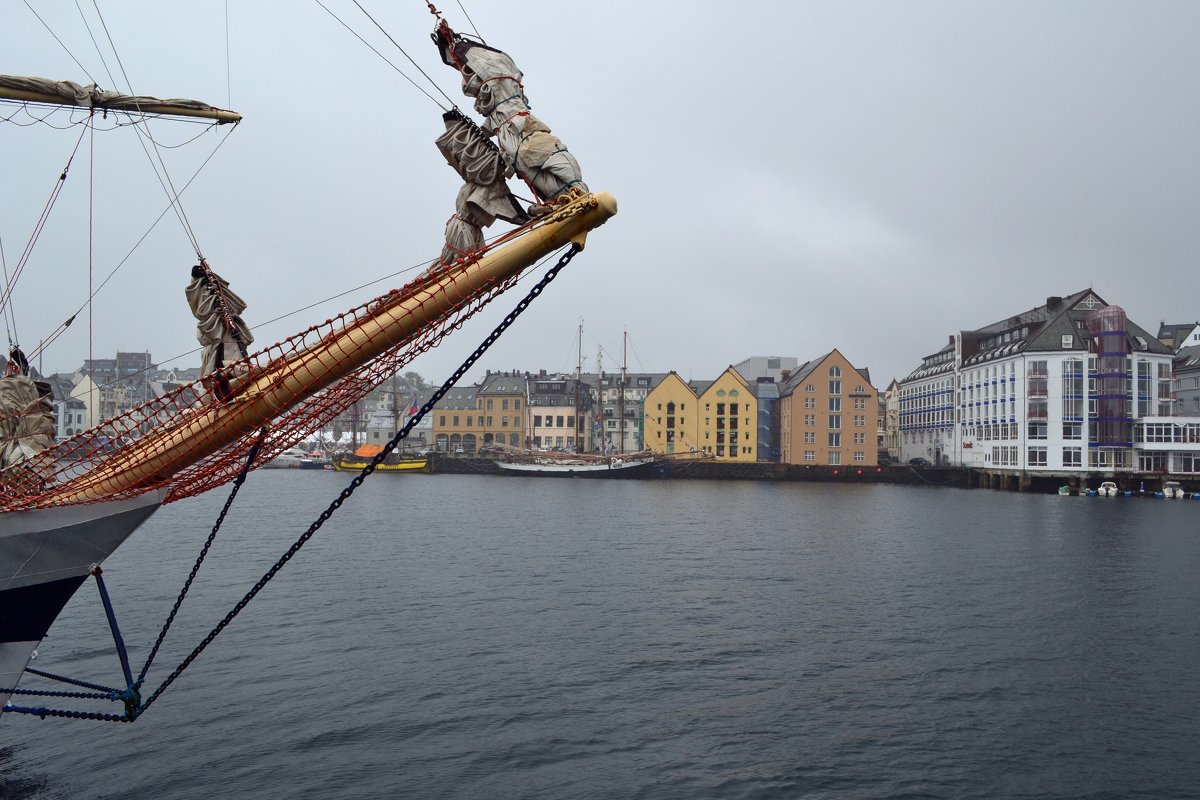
[135,243,580,717]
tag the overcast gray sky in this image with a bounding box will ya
[3,1,1197,389]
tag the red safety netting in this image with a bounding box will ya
[0,246,537,513]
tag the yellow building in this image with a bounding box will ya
[432,385,482,453]
[696,366,757,461]
[780,349,878,467]
[643,372,701,455]
[431,371,527,453]
[644,367,758,461]
[475,371,526,449]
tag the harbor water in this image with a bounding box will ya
[3,472,1198,799]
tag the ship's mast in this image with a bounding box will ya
[574,320,583,453]
[620,329,628,455]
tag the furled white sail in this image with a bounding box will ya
[431,23,588,266]
[0,74,241,122]
[0,373,55,468]
[185,268,253,376]
[435,111,528,266]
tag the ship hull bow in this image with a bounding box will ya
[1,492,164,710]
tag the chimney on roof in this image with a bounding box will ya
[1047,296,1063,310]
[780,369,791,381]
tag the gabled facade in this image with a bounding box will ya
[44,374,87,439]
[883,379,901,460]
[475,371,528,449]
[780,350,878,466]
[1157,322,1200,351]
[643,372,702,454]
[695,366,758,461]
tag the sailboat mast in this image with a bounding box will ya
[596,343,603,454]
[574,321,583,453]
[620,329,628,455]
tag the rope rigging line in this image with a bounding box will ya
[3,242,583,722]
[23,0,96,85]
[352,0,459,110]
[0,123,90,322]
[85,0,214,260]
[314,0,451,112]
[26,122,239,366]
[454,0,483,42]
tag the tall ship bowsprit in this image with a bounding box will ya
[1,11,615,721]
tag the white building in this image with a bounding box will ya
[900,290,1200,476]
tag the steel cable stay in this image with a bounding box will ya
[3,243,582,723]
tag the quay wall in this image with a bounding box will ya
[426,454,1200,495]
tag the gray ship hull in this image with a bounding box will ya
[1,491,165,712]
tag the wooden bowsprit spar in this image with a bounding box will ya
[26,191,617,510]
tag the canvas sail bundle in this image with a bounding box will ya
[185,267,254,376]
[0,373,54,469]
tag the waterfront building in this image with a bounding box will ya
[1157,321,1200,351]
[883,380,901,461]
[900,289,1200,476]
[754,378,781,462]
[43,373,87,439]
[585,371,665,455]
[779,350,878,467]
[527,371,594,452]
[474,371,528,450]
[431,385,480,453]
[696,367,758,461]
[643,372,704,455]
[74,351,156,422]
[1175,345,1200,418]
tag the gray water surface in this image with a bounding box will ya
[4,473,1198,799]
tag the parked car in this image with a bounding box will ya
[452,446,465,455]
[877,452,892,466]
[908,457,931,466]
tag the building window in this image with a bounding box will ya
[853,451,865,462]
[828,432,841,448]
[804,450,815,461]
[1063,447,1082,467]
[828,451,841,465]
[829,366,841,378]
